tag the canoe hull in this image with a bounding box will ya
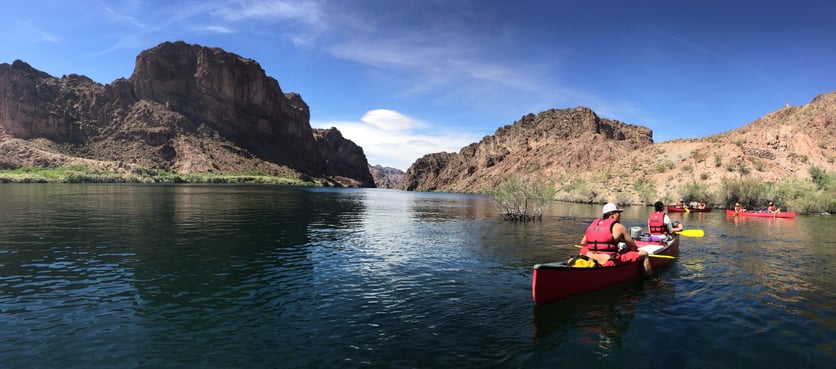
[725,209,796,219]
[667,206,712,213]
[531,236,679,305]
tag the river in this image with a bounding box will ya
[0,184,833,368]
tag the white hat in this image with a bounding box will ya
[602,203,623,214]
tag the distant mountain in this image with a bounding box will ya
[0,41,373,187]
[401,92,836,203]
[401,106,653,192]
[369,165,405,189]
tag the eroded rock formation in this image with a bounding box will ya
[401,107,653,192]
[0,41,373,186]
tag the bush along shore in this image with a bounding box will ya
[0,165,333,186]
[489,165,834,217]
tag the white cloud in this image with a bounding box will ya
[360,109,425,131]
[202,25,235,34]
[313,110,481,171]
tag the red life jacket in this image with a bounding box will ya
[585,217,618,253]
[768,205,777,212]
[648,211,668,234]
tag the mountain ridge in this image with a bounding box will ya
[0,41,373,186]
[400,91,835,205]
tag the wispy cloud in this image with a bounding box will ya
[10,21,60,43]
[211,0,322,24]
[200,25,235,34]
[327,34,540,95]
[100,2,148,30]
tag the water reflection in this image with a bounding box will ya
[1,188,834,368]
[532,281,643,355]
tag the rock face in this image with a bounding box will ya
[0,41,372,186]
[313,127,375,187]
[0,61,104,143]
[400,93,836,203]
[368,165,405,189]
[401,107,653,192]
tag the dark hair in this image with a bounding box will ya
[654,201,664,211]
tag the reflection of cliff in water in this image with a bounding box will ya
[127,186,322,306]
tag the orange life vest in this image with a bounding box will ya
[585,217,618,253]
[648,211,668,234]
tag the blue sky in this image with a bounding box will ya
[2,1,834,170]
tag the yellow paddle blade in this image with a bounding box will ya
[679,229,704,237]
[684,207,690,213]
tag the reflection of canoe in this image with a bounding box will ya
[531,236,679,305]
[725,209,796,219]
[667,206,712,213]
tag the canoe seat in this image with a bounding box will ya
[639,245,664,254]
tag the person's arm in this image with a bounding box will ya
[613,223,638,251]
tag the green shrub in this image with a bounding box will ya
[680,180,710,203]
[632,178,657,205]
[809,165,830,190]
[485,175,555,221]
[720,176,768,208]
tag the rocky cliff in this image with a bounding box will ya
[0,41,372,186]
[400,93,835,203]
[401,107,653,192]
[368,165,405,189]
[643,91,836,199]
[313,127,375,187]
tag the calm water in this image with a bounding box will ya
[0,184,833,368]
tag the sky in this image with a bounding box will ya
[2,1,835,170]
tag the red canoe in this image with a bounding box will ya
[725,209,796,219]
[531,236,680,305]
[667,206,712,213]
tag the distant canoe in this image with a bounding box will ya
[667,206,712,213]
[725,209,796,219]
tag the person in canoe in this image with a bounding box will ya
[767,202,780,214]
[677,199,686,209]
[648,201,684,236]
[734,202,746,213]
[578,203,652,277]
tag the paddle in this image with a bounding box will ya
[574,245,676,259]
[678,229,704,237]
[646,254,676,259]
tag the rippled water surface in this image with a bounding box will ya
[0,184,833,368]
